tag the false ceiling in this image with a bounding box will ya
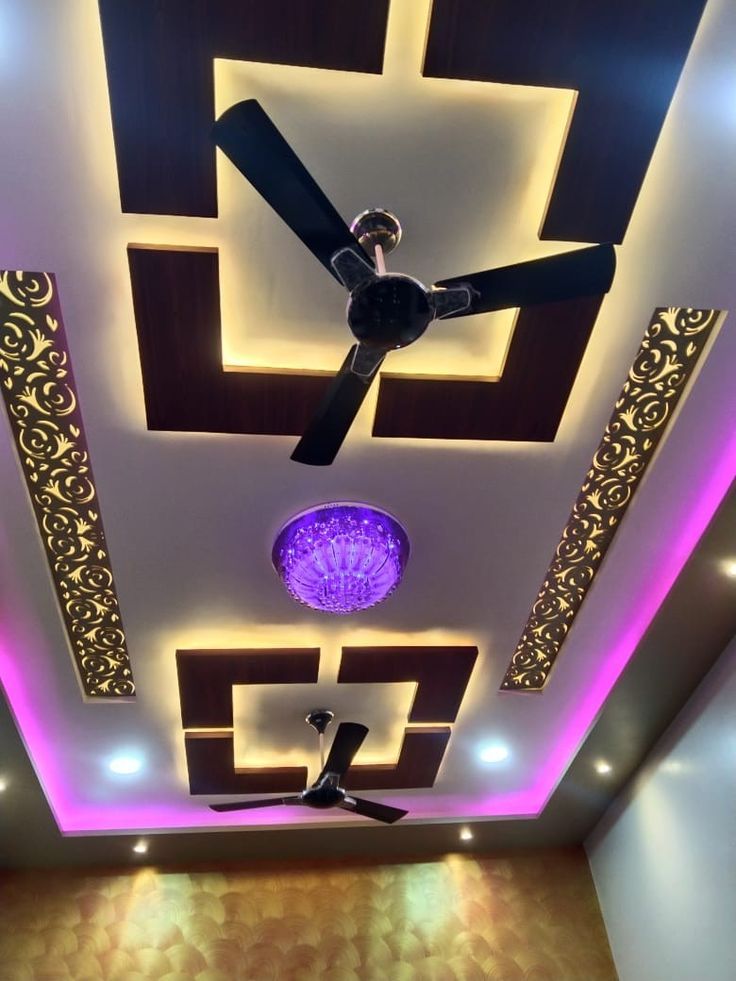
[1,0,736,858]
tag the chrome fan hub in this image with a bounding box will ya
[347,273,432,350]
[301,782,346,810]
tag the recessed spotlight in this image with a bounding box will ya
[459,827,473,842]
[595,760,612,775]
[108,755,143,775]
[0,778,7,793]
[479,743,509,764]
[722,559,736,578]
[132,840,148,855]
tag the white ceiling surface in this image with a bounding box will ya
[0,0,735,832]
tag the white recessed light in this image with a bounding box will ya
[0,778,7,793]
[459,827,473,842]
[108,755,143,775]
[595,760,612,775]
[479,743,509,764]
[132,840,148,855]
[722,559,736,578]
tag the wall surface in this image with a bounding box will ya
[587,635,736,981]
[0,848,615,980]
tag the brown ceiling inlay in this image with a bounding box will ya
[347,727,452,791]
[185,732,309,796]
[501,307,721,691]
[373,296,603,441]
[176,648,320,729]
[338,646,478,722]
[0,272,134,698]
[98,0,390,217]
[178,646,463,795]
[130,245,603,442]
[424,0,707,244]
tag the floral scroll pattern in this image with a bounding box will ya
[0,271,134,696]
[501,307,720,691]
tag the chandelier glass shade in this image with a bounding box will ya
[272,502,410,614]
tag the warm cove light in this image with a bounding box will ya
[272,503,410,615]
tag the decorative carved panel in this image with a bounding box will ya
[0,272,133,697]
[501,307,720,690]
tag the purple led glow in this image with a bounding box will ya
[272,502,410,614]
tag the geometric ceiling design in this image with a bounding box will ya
[502,306,721,690]
[129,245,607,443]
[99,0,707,444]
[178,646,477,795]
[2,0,732,847]
[0,272,133,698]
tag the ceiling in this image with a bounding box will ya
[1,0,736,864]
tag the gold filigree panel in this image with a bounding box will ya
[501,307,720,691]
[0,271,134,696]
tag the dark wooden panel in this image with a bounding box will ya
[177,648,320,729]
[374,296,603,440]
[424,0,706,243]
[185,733,308,795]
[348,728,452,791]
[130,246,602,441]
[339,647,477,723]
[98,0,390,217]
[129,246,332,435]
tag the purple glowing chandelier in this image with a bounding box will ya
[272,503,410,614]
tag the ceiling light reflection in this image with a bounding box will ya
[479,743,510,764]
[108,755,143,775]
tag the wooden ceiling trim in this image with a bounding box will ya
[185,733,309,796]
[347,727,452,791]
[338,646,478,722]
[98,0,390,217]
[0,272,134,698]
[424,0,707,244]
[176,648,320,729]
[501,307,721,691]
[373,296,603,440]
[129,246,330,436]
[130,245,603,442]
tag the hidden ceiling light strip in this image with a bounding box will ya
[0,271,134,697]
[501,307,720,691]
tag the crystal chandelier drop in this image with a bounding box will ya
[272,502,410,614]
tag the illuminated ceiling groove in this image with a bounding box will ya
[501,306,721,691]
[0,272,133,697]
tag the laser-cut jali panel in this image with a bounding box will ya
[0,272,134,697]
[178,646,476,795]
[501,307,720,691]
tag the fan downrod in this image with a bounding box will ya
[350,208,402,257]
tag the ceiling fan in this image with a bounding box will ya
[212,100,617,466]
[209,710,408,825]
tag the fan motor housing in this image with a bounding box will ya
[347,273,432,350]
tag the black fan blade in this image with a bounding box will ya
[340,796,408,824]
[319,722,369,781]
[291,346,383,466]
[209,795,302,813]
[212,100,370,281]
[434,243,616,317]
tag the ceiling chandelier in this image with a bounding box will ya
[272,502,410,614]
